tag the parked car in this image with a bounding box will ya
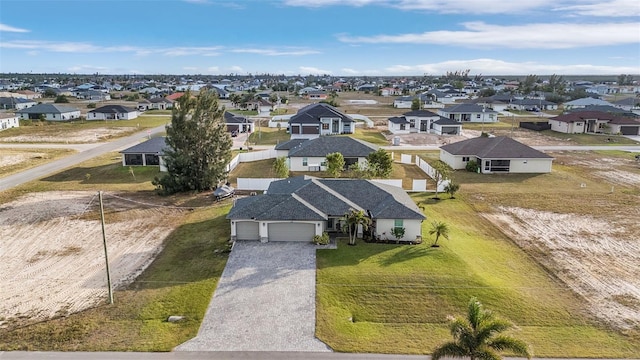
[213,184,235,201]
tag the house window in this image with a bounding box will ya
[400,124,406,130]
[394,219,403,229]
[489,114,495,119]
[476,114,481,119]
[322,123,329,130]
[303,157,308,166]
[321,160,327,167]
[462,156,470,162]
[409,119,415,128]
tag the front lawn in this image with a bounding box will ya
[248,127,290,145]
[315,194,640,357]
[540,130,639,145]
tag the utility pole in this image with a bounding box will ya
[98,191,114,304]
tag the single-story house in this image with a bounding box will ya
[438,104,499,123]
[149,97,174,110]
[75,89,111,101]
[548,111,640,135]
[275,136,378,171]
[304,90,328,100]
[388,110,462,135]
[119,136,168,171]
[613,97,640,112]
[0,97,36,110]
[87,105,138,120]
[137,99,152,111]
[227,176,425,242]
[288,103,355,139]
[432,117,462,135]
[563,97,613,110]
[472,95,514,112]
[387,116,411,134]
[440,136,553,174]
[0,113,19,131]
[510,99,558,111]
[224,111,254,133]
[15,104,81,121]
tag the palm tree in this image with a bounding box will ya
[429,221,450,247]
[432,297,531,360]
[341,208,371,246]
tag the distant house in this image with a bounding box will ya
[393,96,414,109]
[613,97,640,112]
[0,113,19,131]
[227,176,425,242]
[148,97,174,110]
[564,97,613,109]
[15,104,81,121]
[137,99,152,111]
[166,92,185,101]
[438,104,499,123]
[432,118,463,135]
[305,90,328,100]
[75,89,110,101]
[472,94,514,112]
[275,136,377,171]
[510,99,558,111]
[288,103,355,139]
[548,111,640,135]
[119,136,168,171]
[224,111,254,133]
[440,136,553,174]
[0,97,37,110]
[87,105,138,121]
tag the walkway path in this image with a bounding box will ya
[175,242,331,352]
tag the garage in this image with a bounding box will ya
[620,126,640,135]
[236,221,260,240]
[268,223,315,242]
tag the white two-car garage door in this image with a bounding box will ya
[268,223,315,242]
[236,221,260,240]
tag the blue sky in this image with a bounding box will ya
[0,0,639,76]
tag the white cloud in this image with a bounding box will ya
[183,66,198,71]
[207,66,220,73]
[231,48,320,56]
[338,22,640,49]
[341,68,360,74]
[0,23,29,32]
[553,0,640,17]
[299,66,332,74]
[67,65,109,72]
[382,58,640,76]
[229,65,244,73]
[161,47,222,57]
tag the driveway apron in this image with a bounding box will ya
[175,241,331,352]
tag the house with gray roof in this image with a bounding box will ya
[15,103,81,121]
[0,97,36,110]
[549,111,640,135]
[227,176,425,242]
[564,97,613,109]
[0,113,19,131]
[288,103,355,139]
[119,136,168,171]
[88,104,138,120]
[440,136,553,174]
[224,111,254,134]
[438,103,499,123]
[387,109,457,135]
[275,136,378,171]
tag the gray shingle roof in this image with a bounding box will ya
[288,103,354,125]
[403,110,439,117]
[440,136,552,159]
[120,136,168,155]
[274,138,308,150]
[224,111,251,124]
[89,105,136,113]
[287,136,378,157]
[434,117,462,126]
[228,177,425,221]
[15,103,79,114]
[388,116,409,124]
[441,103,498,114]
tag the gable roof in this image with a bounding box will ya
[433,117,462,126]
[274,138,308,150]
[89,104,136,114]
[403,110,439,117]
[288,103,354,124]
[15,103,79,114]
[564,97,613,107]
[388,116,409,124]
[120,136,167,155]
[227,177,425,221]
[224,111,251,124]
[287,136,378,157]
[440,136,552,159]
[550,110,640,124]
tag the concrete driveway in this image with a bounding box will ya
[175,241,331,352]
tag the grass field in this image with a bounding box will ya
[0,148,75,178]
[316,193,640,357]
[247,127,290,145]
[540,130,639,145]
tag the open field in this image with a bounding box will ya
[0,148,75,178]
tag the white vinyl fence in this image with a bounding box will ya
[227,149,278,173]
[370,179,403,188]
[415,157,450,192]
[237,178,284,191]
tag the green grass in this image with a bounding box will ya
[316,195,640,356]
[540,130,639,145]
[248,127,291,145]
[0,148,76,178]
[347,127,389,145]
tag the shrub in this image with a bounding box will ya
[87,103,96,108]
[313,232,330,245]
[465,160,479,173]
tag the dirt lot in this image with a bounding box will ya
[0,128,132,143]
[0,191,184,329]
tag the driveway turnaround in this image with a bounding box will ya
[175,241,331,352]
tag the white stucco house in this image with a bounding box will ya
[548,110,640,135]
[438,104,499,123]
[15,104,81,121]
[288,103,355,139]
[87,105,138,120]
[274,136,378,171]
[440,136,553,174]
[227,176,426,242]
[119,136,168,172]
[0,113,19,131]
[388,110,462,135]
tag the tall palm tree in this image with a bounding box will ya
[429,221,450,247]
[432,297,531,360]
[341,209,371,246]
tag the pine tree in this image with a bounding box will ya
[154,90,232,194]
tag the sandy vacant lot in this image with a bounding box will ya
[0,128,131,143]
[0,191,183,329]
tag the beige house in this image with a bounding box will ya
[549,110,640,135]
[440,136,553,174]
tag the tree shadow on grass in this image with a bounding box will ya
[377,244,437,267]
[41,163,161,185]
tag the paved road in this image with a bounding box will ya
[176,242,330,352]
[0,125,166,192]
[381,144,640,151]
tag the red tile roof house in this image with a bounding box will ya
[548,111,640,135]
